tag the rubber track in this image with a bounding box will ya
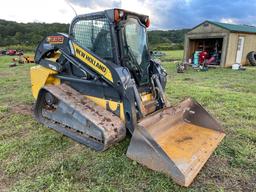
[34,84,126,151]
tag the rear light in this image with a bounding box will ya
[145,17,150,28]
[114,9,120,22]
[114,9,125,23]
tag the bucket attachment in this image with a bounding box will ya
[127,98,225,187]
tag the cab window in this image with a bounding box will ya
[72,17,113,61]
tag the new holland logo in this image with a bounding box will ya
[76,48,107,73]
[73,43,113,82]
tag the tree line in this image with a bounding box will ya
[0,19,189,50]
[148,29,189,50]
[0,19,69,46]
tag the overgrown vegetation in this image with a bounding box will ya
[0,51,255,191]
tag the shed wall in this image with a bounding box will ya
[225,33,256,67]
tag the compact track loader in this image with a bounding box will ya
[31,9,225,186]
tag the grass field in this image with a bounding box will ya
[161,50,184,62]
[0,51,256,192]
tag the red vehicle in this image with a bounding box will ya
[6,49,17,56]
[199,51,208,64]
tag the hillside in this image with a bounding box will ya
[0,20,69,46]
[0,19,189,50]
[148,29,190,50]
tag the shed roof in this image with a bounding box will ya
[207,21,256,34]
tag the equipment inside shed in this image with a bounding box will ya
[188,38,223,67]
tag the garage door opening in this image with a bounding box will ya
[188,38,223,66]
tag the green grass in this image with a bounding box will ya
[0,51,256,191]
[160,50,184,62]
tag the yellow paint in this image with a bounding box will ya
[73,43,113,82]
[144,118,225,186]
[46,51,61,62]
[30,66,60,98]
[86,95,125,121]
[141,93,154,103]
[108,101,118,111]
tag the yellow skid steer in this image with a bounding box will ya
[31,9,225,186]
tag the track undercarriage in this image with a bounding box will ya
[34,84,126,151]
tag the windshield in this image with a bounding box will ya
[124,17,150,85]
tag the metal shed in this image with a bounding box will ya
[184,21,256,67]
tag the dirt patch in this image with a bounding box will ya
[0,72,11,77]
[193,155,256,191]
[0,170,11,192]
[10,104,32,115]
[205,156,230,183]
[183,77,195,82]
[236,176,256,192]
[1,128,30,140]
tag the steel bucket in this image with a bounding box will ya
[127,98,225,186]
